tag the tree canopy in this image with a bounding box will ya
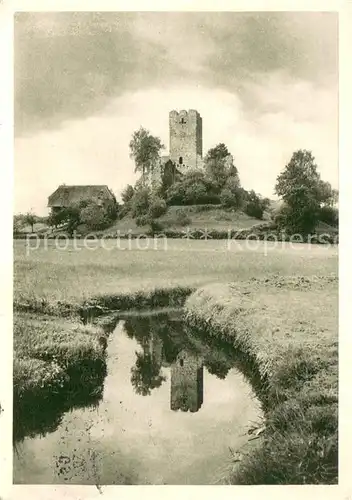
[204,143,238,193]
[275,150,338,235]
[129,127,164,183]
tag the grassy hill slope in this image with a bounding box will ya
[14,203,337,238]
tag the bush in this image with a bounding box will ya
[244,191,270,220]
[175,210,192,227]
[130,187,152,218]
[245,202,265,219]
[121,184,135,204]
[135,214,152,227]
[148,197,167,219]
[150,219,164,233]
[274,202,319,235]
[80,203,110,230]
[319,206,338,227]
[165,170,221,206]
[220,180,244,209]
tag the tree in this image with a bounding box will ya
[105,198,119,222]
[48,205,81,235]
[275,150,337,235]
[205,143,230,162]
[220,176,243,209]
[80,202,109,230]
[160,160,179,198]
[121,184,135,204]
[63,205,81,236]
[13,214,24,233]
[148,196,167,219]
[317,181,338,207]
[319,205,338,227]
[129,127,164,185]
[23,211,37,233]
[130,186,152,218]
[204,143,239,193]
[244,190,270,219]
[165,169,219,205]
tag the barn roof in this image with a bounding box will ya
[48,185,115,207]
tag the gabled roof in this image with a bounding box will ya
[48,185,115,207]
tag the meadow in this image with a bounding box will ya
[14,238,337,304]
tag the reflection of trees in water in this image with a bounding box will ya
[204,352,233,380]
[126,315,169,397]
[125,313,237,398]
[124,316,151,343]
[130,351,166,396]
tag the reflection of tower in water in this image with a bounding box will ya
[170,350,204,412]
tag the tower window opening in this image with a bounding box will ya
[179,157,183,165]
[180,359,184,367]
[180,118,186,124]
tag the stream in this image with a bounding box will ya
[14,309,263,485]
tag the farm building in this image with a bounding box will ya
[48,185,116,213]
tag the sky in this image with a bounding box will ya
[14,11,338,215]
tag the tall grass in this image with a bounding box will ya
[13,313,107,441]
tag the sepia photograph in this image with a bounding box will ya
[11,10,338,487]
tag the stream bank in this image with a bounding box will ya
[184,275,338,484]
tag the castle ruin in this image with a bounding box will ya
[149,109,203,188]
[169,109,203,173]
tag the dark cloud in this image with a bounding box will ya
[15,12,338,136]
[203,12,337,80]
[14,13,182,136]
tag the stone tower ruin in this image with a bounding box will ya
[169,109,203,174]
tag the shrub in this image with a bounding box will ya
[105,199,119,222]
[175,210,191,227]
[244,191,270,220]
[80,203,110,230]
[274,202,319,235]
[135,214,152,227]
[245,202,265,219]
[165,170,221,205]
[319,206,338,227]
[148,197,167,219]
[220,180,244,209]
[121,184,135,204]
[130,187,152,218]
[150,219,165,233]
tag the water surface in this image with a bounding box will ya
[14,311,262,485]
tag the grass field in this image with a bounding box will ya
[14,238,337,304]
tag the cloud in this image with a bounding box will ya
[15,12,338,135]
[14,12,178,135]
